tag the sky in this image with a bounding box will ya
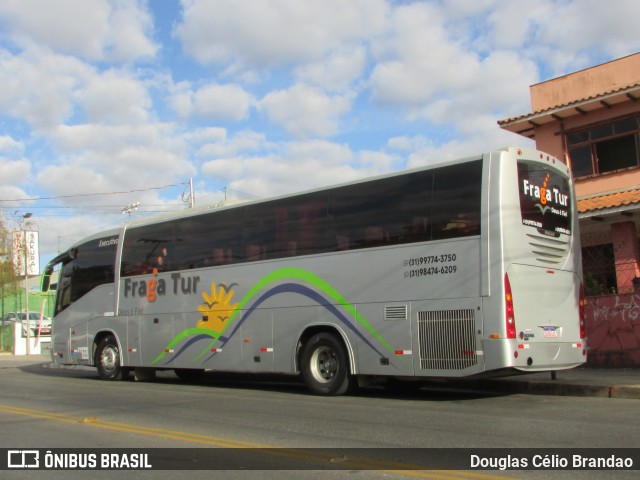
[1,0,639,269]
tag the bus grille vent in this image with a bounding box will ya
[418,309,477,370]
[384,305,408,320]
[527,233,569,265]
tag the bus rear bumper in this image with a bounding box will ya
[483,339,587,372]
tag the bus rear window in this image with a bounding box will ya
[517,161,572,236]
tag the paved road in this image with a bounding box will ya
[0,356,638,479]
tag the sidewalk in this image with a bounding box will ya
[1,352,639,399]
[0,352,52,368]
[466,367,640,400]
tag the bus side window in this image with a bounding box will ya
[365,226,387,246]
[411,217,428,240]
[211,248,232,265]
[336,234,350,251]
[246,244,265,261]
[431,161,482,240]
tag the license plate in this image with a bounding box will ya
[543,327,558,338]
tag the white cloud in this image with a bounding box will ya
[295,46,367,92]
[175,0,388,69]
[37,123,195,203]
[0,135,24,156]
[0,46,92,130]
[201,157,246,183]
[401,123,534,170]
[196,130,265,159]
[0,158,31,206]
[366,1,541,142]
[485,1,550,50]
[356,149,402,173]
[537,0,640,56]
[182,127,228,144]
[387,135,429,152]
[201,138,403,203]
[0,0,157,62]
[168,80,194,119]
[192,84,253,121]
[485,0,640,76]
[370,2,479,106]
[169,82,253,121]
[259,84,352,138]
[417,50,537,125]
[80,69,152,124]
[51,124,178,156]
[0,158,30,184]
[105,1,158,61]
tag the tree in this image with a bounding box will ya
[0,211,19,316]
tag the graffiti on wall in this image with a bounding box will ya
[585,293,640,367]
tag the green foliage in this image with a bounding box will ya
[0,324,13,352]
[1,211,19,316]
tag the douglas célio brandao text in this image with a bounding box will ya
[470,453,634,470]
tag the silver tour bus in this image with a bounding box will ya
[41,147,586,395]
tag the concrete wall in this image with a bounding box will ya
[530,53,640,111]
[585,293,640,367]
[11,321,50,356]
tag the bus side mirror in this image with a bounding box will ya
[41,274,51,292]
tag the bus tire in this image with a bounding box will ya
[95,335,122,381]
[300,333,355,396]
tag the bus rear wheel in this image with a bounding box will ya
[95,335,122,381]
[300,333,355,396]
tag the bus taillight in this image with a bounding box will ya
[579,283,586,339]
[505,274,516,339]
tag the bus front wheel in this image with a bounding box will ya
[95,335,122,381]
[300,333,355,396]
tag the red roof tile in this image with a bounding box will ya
[578,189,640,213]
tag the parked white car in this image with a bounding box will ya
[16,312,52,336]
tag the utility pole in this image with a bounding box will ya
[22,213,32,355]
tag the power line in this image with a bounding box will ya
[11,203,186,210]
[0,183,186,203]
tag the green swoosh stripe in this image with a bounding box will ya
[150,327,219,365]
[227,267,393,351]
[156,267,395,364]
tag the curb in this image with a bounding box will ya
[474,379,640,400]
[609,385,640,399]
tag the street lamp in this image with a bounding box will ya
[22,213,32,354]
[122,202,140,216]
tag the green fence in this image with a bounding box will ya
[0,324,13,352]
[1,290,56,319]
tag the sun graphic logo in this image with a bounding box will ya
[197,282,239,333]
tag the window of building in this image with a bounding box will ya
[582,243,617,296]
[567,116,640,178]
